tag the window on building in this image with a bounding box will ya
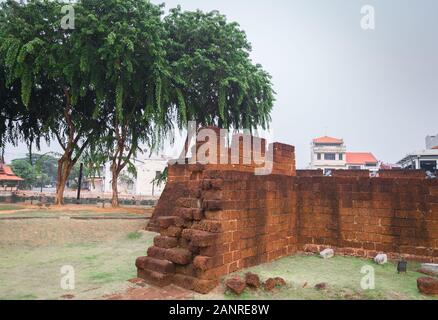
[324,153,336,161]
[317,153,321,160]
[339,153,343,160]
[420,160,437,172]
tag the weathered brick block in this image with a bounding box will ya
[182,228,218,247]
[161,226,183,237]
[135,256,175,274]
[199,245,217,257]
[147,246,168,260]
[176,208,204,221]
[197,264,228,280]
[175,264,196,276]
[137,268,173,287]
[176,198,201,208]
[154,236,178,249]
[192,220,223,233]
[165,248,192,265]
[157,216,177,229]
[202,200,222,211]
[193,279,219,294]
[173,274,195,291]
[193,256,214,271]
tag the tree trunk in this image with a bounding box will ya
[111,165,119,207]
[55,156,73,205]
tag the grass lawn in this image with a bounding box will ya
[0,204,25,211]
[0,231,154,300]
[0,206,153,300]
[202,254,438,300]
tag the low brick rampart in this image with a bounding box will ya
[137,132,438,293]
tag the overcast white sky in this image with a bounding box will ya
[4,0,438,168]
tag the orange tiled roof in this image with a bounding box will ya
[0,164,24,181]
[346,152,377,165]
[433,146,438,150]
[313,136,343,144]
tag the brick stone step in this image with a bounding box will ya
[136,256,175,274]
[165,248,192,265]
[137,268,173,287]
[157,216,178,228]
[182,229,218,247]
[147,246,168,260]
[154,235,178,249]
[173,274,219,294]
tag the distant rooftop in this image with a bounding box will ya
[0,164,24,181]
[313,136,343,144]
[346,152,377,165]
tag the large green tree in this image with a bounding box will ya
[1,1,276,207]
[72,0,178,207]
[0,0,107,204]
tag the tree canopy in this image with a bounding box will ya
[164,7,275,130]
[0,0,111,203]
[0,0,276,205]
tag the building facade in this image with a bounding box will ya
[398,135,438,171]
[309,136,378,173]
[309,136,346,172]
[85,156,169,197]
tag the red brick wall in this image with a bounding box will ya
[148,136,295,231]
[138,138,438,293]
[296,176,438,261]
[139,168,438,293]
[378,169,426,178]
[332,170,370,177]
[138,168,298,293]
[296,169,323,177]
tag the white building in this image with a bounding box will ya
[309,136,378,173]
[309,136,346,173]
[398,150,438,171]
[94,156,169,197]
[398,135,438,171]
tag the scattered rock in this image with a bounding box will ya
[264,278,276,291]
[320,248,334,259]
[374,253,388,265]
[314,282,328,290]
[417,277,438,295]
[60,294,75,299]
[225,277,246,295]
[264,277,286,291]
[302,282,308,288]
[245,272,260,289]
[274,277,286,287]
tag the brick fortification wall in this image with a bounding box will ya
[137,131,438,293]
[296,176,438,260]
